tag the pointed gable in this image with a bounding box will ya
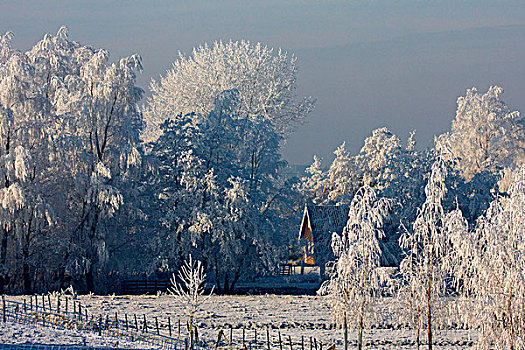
[299,204,349,242]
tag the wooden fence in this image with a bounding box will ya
[122,280,170,295]
[2,295,337,350]
[1,295,188,350]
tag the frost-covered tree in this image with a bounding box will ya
[452,165,525,349]
[150,90,286,293]
[170,255,212,344]
[30,28,144,292]
[357,128,430,262]
[144,40,315,140]
[319,186,391,350]
[295,155,327,204]
[0,27,145,293]
[437,86,525,181]
[325,143,360,205]
[298,143,360,206]
[356,128,404,188]
[397,156,453,350]
[0,31,57,293]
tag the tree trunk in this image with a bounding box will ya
[357,297,365,350]
[86,265,95,293]
[416,326,420,350]
[229,265,243,294]
[222,273,230,295]
[23,261,31,294]
[508,295,514,350]
[85,209,99,293]
[0,226,8,293]
[319,263,325,281]
[343,312,348,350]
[22,218,33,294]
[427,278,432,350]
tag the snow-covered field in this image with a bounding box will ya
[2,295,476,349]
[0,321,145,349]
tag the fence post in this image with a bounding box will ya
[2,295,6,322]
[301,336,304,350]
[289,335,293,350]
[155,316,160,335]
[267,327,270,350]
[143,314,148,333]
[216,329,225,350]
[279,331,283,350]
[255,329,258,346]
[57,297,60,314]
[125,314,129,330]
[168,316,172,337]
[99,315,102,336]
[47,295,51,311]
[230,326,233,350]
[243,328,246,349]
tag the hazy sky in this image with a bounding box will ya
[1,0,524,165]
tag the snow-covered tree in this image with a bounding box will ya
[149,90,286,293]
[0,31,56,293]
[296,155,327,204]
[0,27,145,293]
[170,255,212,344]
[144,40,315,140]
[452,165,525,349]
[437,86,525,181]
[31,28,144,292]
[325,143,360,205]
[297,143,360,207]
[319,186,391,350]
[397,156,453,350]
[355,128,404,188]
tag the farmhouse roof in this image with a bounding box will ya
[298,203,399,267]
[298,203,349,242]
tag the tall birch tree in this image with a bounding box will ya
[319,185,391,350]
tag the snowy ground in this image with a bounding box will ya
[0,321,151,349]
[2,295,477,349]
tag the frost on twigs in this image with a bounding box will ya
[319,185,391,350]
[170,255,213,342]
[452,165,525,349]
[437,86,525,181]
[144,40,315,141]
[397,155,457,350]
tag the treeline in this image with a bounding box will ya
[297,85,524,266]
[0,27,523,304]
[0,28,308,294]
[304,88,525,349]
[319,159,525,350]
